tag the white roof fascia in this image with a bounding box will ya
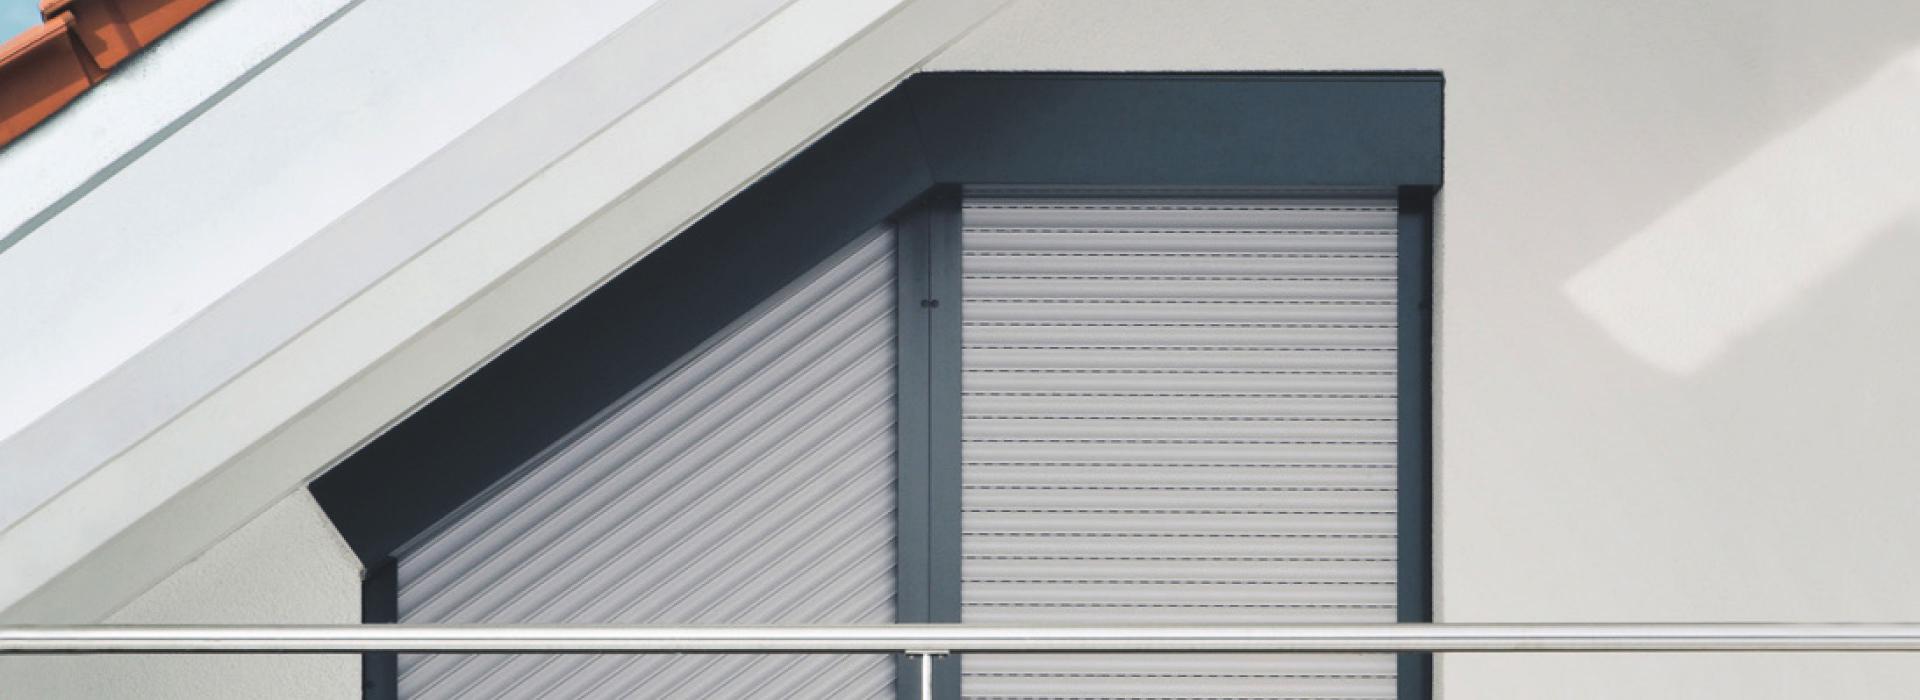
[0,0,354,251]
[0,0,1008,622]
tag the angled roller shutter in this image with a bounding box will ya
[394,225,899,699]
[959,189,1401,699]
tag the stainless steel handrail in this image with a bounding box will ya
[4,623,1920,654]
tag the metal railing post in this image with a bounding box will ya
[906,650,945,699]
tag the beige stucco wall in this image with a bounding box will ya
[930,1,1920,697]
[0,491,359,698]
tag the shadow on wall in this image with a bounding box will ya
[1565,49,1920,374]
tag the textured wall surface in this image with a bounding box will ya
[930,1,1920,698]
[0,492,360,698]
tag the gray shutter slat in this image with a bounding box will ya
[965,369,1398,394]
[394,225,899,700]
[964,394,1397,417]
[963,276,1397,301]
[961,653,1398,699]
[959,190,1400,699]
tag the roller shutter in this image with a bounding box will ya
[958,189,1401,699]
[393,225,899,699]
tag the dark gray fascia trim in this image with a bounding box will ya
[1396,186,1437,700]
[907,72,1443,187]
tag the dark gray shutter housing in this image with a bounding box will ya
[958,189,1401,699]
[393,226,900,699]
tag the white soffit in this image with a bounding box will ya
[0,0,1011,622]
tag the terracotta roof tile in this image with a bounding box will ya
[0,0,218,148]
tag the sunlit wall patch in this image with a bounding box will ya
[1566,51,1920,374]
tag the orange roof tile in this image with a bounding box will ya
[0,0,218,148]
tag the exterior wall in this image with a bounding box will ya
[928,1,1920,698]
[0,491,360,699]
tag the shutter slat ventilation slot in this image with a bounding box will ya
[960,190,1399,700]
[394,226,898,700]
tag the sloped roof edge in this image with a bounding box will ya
[0,0,1008,623]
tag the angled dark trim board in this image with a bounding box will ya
[311,72,1442,700]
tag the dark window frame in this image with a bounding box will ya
[314,72,1442,699]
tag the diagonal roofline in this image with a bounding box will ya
[0,0,1008,624]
